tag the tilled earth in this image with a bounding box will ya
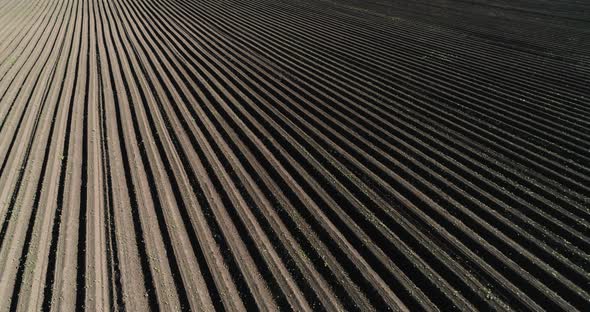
[0,0,589,310]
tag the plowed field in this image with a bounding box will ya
[0,0,589,310]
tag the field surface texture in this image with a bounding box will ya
[0,0,588,310]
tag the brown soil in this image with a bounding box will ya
[0,0,589,310]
